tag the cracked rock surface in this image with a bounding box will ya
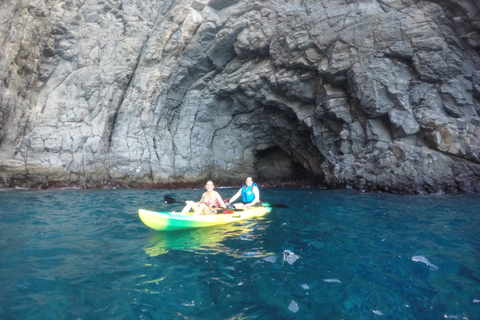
[0,0,479,193]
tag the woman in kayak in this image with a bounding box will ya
[180,180,227,215]
[227,176,260,209]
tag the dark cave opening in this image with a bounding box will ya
[254,146,311,182]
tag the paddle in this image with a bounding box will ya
[163,195,237,214]
[164,195,182,204]
[164,195,289,209]
[264,203,289,209]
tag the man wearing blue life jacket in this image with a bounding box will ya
[227,177,260,209]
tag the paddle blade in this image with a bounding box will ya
[164,195,178,204]
[267,203,289,209]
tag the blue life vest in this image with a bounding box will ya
[241,183,259,203]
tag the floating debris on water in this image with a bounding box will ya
[323,278,341,283]
[263,255,277,263]
[283,250,300,265]
[412,255,438,270]
[288,300,299,313]
[181,301,195,307]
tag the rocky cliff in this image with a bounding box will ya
[1,0,480,193]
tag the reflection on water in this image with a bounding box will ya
[144,217,274,258]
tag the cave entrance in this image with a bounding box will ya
[254,146,310,182]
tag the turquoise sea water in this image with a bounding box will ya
[1,188,479,319]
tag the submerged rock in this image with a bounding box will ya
[0,0,479,193]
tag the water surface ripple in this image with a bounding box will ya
[1,188,479,319]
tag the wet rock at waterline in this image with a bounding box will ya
[0,0,480,193]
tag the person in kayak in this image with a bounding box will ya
[180,180,226,215]
[227,176,260,209]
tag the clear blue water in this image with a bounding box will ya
[1,188,480,320]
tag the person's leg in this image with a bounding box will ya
[181,201,199,215]
[233,203,247,210]
[193,203,207,215]
[203,205,215,215]
[193,204,217,215]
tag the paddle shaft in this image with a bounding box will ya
[164,195,288,209]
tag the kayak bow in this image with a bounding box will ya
[139,204,272,231]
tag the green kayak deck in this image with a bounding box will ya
[139,204,272,231]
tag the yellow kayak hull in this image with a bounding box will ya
[138,205,272,231]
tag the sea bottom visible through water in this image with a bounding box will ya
[0,188,479,320]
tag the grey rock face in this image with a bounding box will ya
[0,0,479,193]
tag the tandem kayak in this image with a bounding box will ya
[138,204,272,231]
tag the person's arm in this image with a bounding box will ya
[229,188,242,204]
[214,192,226,208]
[248,186,260,206]
[198,193,206,204]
